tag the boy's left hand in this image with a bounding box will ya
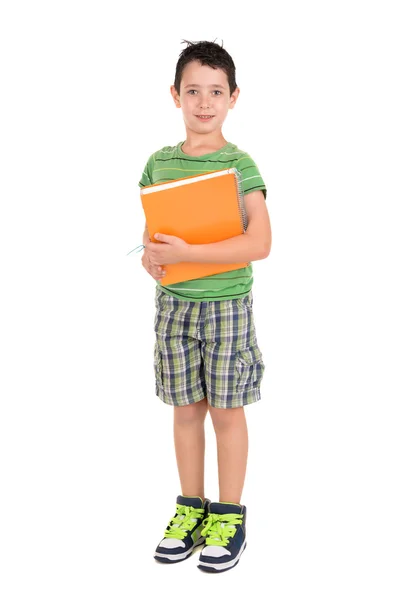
[145,233,189,265]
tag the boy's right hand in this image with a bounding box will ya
[142,248,167,281]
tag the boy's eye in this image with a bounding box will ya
[187,90,222,95]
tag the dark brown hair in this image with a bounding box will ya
[174,39,237,96]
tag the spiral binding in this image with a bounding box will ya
[230,168,247,232]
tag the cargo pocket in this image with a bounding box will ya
[235,346,265,391]
[154,341,164,390]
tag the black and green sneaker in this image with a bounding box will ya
[197,502,247,573]
[154,496,210,563]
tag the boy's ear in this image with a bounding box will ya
[230,86,240,108]
[170,85,181,107]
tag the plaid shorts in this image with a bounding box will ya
[153,286,265,409]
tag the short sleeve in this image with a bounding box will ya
[138,154,154,188]
[237,154,267,200]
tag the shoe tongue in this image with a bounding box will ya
[177,495,204,509]
[209,502,242,515]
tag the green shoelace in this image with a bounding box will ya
[164,504,205,540]
[201,513,243,546]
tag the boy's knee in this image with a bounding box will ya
[174,398,208,425]
[209,405,245,430]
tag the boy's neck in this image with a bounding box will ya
[181,132,228,156]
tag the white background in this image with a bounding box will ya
[1,1,399,598]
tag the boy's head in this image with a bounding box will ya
[170,40,240,136]
[173,39,238,97]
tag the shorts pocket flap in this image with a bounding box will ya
[235,346,265,391]
[237,346,262,365]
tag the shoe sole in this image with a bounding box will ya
[154,537,205,563]
[197,541,247,573]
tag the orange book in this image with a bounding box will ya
[140,168,249,285]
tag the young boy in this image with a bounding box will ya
[138,40,271,573]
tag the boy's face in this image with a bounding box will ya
[171,60,239,136]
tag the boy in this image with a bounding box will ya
[138,40,271,573]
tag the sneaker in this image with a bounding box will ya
[197,501,247,573]
[154,495,210,563]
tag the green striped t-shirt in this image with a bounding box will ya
[138,140,267,302]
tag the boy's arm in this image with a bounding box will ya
[185,190,271,263]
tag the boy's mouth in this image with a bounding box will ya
[195,115,214,120]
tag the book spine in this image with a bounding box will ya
[231,168,247,232]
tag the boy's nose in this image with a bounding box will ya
[199,98,210,109]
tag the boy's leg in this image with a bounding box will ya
[201,290,264,503]
[174,397,209,498]
[152,290,213,563]
[154,287,209,498]
[197,405,249,574]
[208,406,248,503]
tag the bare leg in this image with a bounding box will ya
[173,398,209,499]
[208,406,248,504]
